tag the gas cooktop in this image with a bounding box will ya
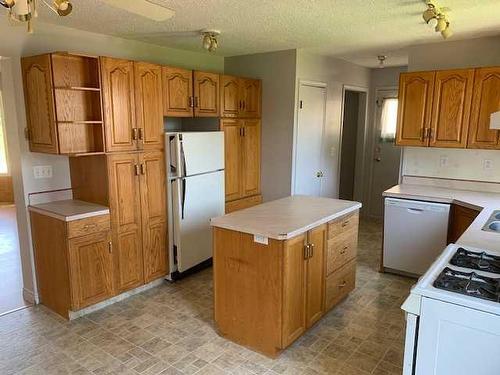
[433,267,500,303]
[450,247,500,274]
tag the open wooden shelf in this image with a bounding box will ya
[54,86,101,92]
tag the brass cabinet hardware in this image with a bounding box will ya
[239,100,242,110]
[242,126,245,137]
[309,243,315,258]
[83,223,97,231]
[108,241,112,254]
[242,100,246,110]
[340,246,348,255]
[303,244,310,260]
[134,164,140,176]
[338,281,347,288]
[138,128,144,140]
[341,220,349,227]
[140,163,146,175]
[194,96,199,108]
[189,96,194,108]
[132,128,138,140]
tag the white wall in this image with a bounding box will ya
[0,18,224,301]
[225,50,298,201]
[404,35,500,183]
[295,51,371,200]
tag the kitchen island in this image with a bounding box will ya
[210,196,361,357]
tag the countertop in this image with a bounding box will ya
[210,195,362,240]
[383,184,500,252]
[28,199,110,222]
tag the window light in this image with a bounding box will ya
[0,89,8,174]
[380,98,399,142]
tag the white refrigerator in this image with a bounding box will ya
[166,131,225,276]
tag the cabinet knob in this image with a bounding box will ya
[108,241,113,254]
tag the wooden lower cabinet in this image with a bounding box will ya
[30,212,113,318]
[225,195,262,213]
[214,211,358,357]
[448,204,480,244]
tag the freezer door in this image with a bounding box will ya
[181,132,224,176]
[383,198,450,275]
[172,170,224,273]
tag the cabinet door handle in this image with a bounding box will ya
[83,223,97,231]
[341,220,349,227]
[132,128,138,140]
[194,96,199,108]
[140,163,146,175]
[135,164,140,176]
[138,128,144,140]
[338,281,347,288]
[189,96,194,108]
[108,241,113,254]
[242,127,245,137]
[303,244,310,260]
[309,243,315,258]
[340,246,348,255]
[238,100,242,110]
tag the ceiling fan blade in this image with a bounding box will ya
[100,0,175,22]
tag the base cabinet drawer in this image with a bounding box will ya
[327,231,358,275]
[325,259,356,310]
[67,214,111,239]
[328,211,359,239]
[225,195,262,213]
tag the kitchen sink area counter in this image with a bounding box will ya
[211,196,361,357]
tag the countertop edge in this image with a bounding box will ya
[211,203,362,240]
[28,206,110,222]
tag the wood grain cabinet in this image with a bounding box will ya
[221,119,261,210]
[220,75,261,118]
[163,67,219,117]
[30,212,113,318]
[21,53,105,155]
[448,204,480,244]
[396,66,500,150]
[467,67,500,149]
[101,58,164,152]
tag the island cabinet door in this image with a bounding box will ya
[282,233,308,347]
[305,224,326,328]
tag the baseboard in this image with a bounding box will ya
[22,288,36,304]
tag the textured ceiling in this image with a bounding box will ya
[29,0,500,67]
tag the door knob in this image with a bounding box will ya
[374,157,381,162]
[316,171,324,178]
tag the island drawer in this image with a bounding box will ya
[328,211,359,240]
[326,230,358,275]
[67,214,111,239]
[325,259,356,310]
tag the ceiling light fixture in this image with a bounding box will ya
[201,30,220,53]
[0,0,73,33]
[377,55,387,69]
[421,0,452,40]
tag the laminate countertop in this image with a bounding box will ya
[210,195,362,240]
[384,184,500,252]
[28,199,110,222]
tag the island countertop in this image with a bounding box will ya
[210,195,362,240]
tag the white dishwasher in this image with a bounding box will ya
[383,198,450,276]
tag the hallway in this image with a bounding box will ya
[0,205,28,315]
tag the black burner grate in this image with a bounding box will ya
[450,248,500,274]
[433,267,500,303]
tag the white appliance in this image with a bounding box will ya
[166,131,225,275]
[402,244,500,375]
[383,198,450,275]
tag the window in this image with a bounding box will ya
[379,98,398,142]
[0,89,8,174]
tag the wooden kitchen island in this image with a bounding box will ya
[210,196,361,357]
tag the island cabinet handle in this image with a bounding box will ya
[83,223,97,231]
[303,244,310,260]
[340,245,348,255]
[338,281,347,288]
[310,243,315,258]
[341,220,349,227]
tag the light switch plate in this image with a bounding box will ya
[254,235,269,245]
[439,155,449,168]
[483,159,493,170]
[33,165,53,179]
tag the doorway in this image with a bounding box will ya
[0,74,28,316]
[339,87,368,202]
[367,88,402,218]
[293,82,326,196]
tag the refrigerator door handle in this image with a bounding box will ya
[181,178,186,220]
[180,138,187,178]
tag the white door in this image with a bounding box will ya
[368,90,402,217]
[294,84,326,196]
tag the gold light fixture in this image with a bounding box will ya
[422,1,452,39]
[201,30,220,53]
[0,0,73,33]
[377,55,387,69]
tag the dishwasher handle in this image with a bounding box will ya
[407,208,424,214]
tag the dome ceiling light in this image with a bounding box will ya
[201,30,220,53]
[422,1,453,39]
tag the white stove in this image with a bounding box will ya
[402,243,500,375]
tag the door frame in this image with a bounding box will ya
[365,86,403,218]
[291,80,327,196]
[338,84,369,203]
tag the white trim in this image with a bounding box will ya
[291,80,327,196]
[338,85,369,203]
[23,287,36,304]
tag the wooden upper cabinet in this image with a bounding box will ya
[242,119,261,197]
[162,66,193,117]
[467,67,500,149]
[396,71,435,146]
[134,62,164,150]
[139,151,168,282]
[282,233,307,347]
[101,57,137,152]
[221,119,242,202]
[241,79,262,118]
[194,71,219,117]
[220,75,241,118]
[68,231,113,310]
[107,153,144,292]
[21,55,59,154]
[430,69,474,148]
[305,224,326,328]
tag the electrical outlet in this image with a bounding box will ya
[483,159,493,170]
[33,165,53,179]
[439,155,449,168]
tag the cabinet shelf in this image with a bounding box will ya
[54,86,101,92]
[57,121,103,124]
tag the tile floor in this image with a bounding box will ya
[0,219,414,375]
[0,205,30,315]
